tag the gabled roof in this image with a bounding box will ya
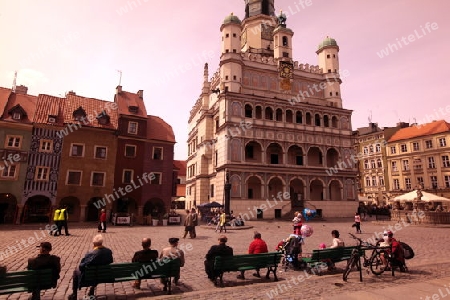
[173,160,186,176]
[388,120,450,142]
[0,87,12,117]
[2,92,37,123]
[114,89,147,118]
[63,94,118,130]
[146,115,175,143]
[34,94,65,125]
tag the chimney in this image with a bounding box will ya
[66,90,76,96]
[15,85,28,95]
[137,90,143,99]
[116,85,122,94]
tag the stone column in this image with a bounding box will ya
[15,204,24,224]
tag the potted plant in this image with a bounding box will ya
[162,213,169,226]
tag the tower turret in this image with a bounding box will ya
[273,11,293,60]
[220,13,243,93]
[244,0,275,18]
[317,37,342,108]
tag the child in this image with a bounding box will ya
[354,212,362,234]
[292,211,303,235]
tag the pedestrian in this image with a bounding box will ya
[98,209,107,233]
[292,211,302,235]
[183,209,194,238]
[27,242,61,300]
[218,209,227,233]
[159,238,185,288]
[354,212,362,234]
[191,208,198,238]
[50,207,61,236]
[58,205,70,236]
[237,231,268,279]
[131,238,158,289]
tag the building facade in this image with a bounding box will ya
[186,0,358,219]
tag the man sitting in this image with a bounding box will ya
[204,235,233,283]
[237,232,268,279]
[27,242,61,300]
[159,238,185,288]
[131,238,159,289]
[68,234,113,300]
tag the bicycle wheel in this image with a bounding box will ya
[343,250,358,281]
[370,250,385,275]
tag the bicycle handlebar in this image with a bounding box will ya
[348,233,379,248]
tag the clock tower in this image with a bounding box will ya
[245,0,275,18]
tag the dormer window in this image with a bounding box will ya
[48,115,57,123]
[13,113,21,120]
[8,104,27,120]
[96,111,110,125]
[128,106,138,114]
[73,106,87,122]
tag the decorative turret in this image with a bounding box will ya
[273,10,293,60]
[220,13,243,93]
[244,0,275,18]
[316,36,342,107]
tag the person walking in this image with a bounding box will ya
[354,212,362,234]
[183,209,194,238]
[218,209,227,233]
[191,208,198,238]
[50,207,61,236]
[99,209,107,233]
[58,205,70,236]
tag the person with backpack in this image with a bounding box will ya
[380,230,406,272]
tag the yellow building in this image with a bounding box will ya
[186,0,357,219]
[387,120,450,199]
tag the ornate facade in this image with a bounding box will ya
[186,0,358,219]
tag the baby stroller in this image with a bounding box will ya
[277,235,306,271]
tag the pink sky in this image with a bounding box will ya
[0,0,449,160]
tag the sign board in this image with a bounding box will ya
[116,217,130,224]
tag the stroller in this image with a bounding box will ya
[277,234,306,271]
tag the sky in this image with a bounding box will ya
[0,0,449,160]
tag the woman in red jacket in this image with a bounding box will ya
[237,231,268,279]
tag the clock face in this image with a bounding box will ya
[280,62,293,79]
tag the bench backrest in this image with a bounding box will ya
[310,246,359,261]
[0,269,53,294]
[214,252,282,272]
[83,258,181,285]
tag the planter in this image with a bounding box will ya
[162,219,168,226]
[152,219,159,226]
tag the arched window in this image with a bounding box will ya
[282,36,288,46]
[245,104,253,118]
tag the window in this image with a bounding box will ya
[377,158,383,168]
[372,176,377,186]
[296,155,303,165]
[371,160,376,168]
[379,176,385,186]
[150,173,161,184]
[439,138,447,147]
[391,161,398,172]
[417,177,424,187]
[390,146,396,154]
[400,144,407,153]
[428,157,436,169]
[248,188,253,199]
[430,176,438,189]
[70,144,84,157]
[270,154,279,164]
[6,135,22,148]
[91,172,105,186]
[445,176,450,188]
[412,142,420,151]
[369,145,374,153]
[405,178,411,190]
[363,147,368,155]
[375,143,381,152]
[153,147,163,160]
[402,160,409,171]
[95,146,107,159]
[413,158,422,169]
[39,139,53,153]
[66,171,82,185]
[425,140,433,149]
[364,160,369,169]
[443,155,450,168]
[12,112,21,120]
[35,166,50,181]
[210,184,215,197]
[393,179,400,190]
[215,150,218,166]
[128,121,138,134]
[365,177,371,187]
[2,165,17,178]
[125,145,136,157]
[122,169,133,184]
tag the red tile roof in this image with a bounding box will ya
[173,160,186,176]
[114,89,147,118]
[388,120,450,142]
[0,87,12,117]
[34,94,65,126]
[1,92,37,123]
[176,184,186,197]
[63,94,118,130]
[146,115,175,142]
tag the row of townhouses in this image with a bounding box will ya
[0,85,178,224]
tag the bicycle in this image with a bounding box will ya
[343,233,391,282]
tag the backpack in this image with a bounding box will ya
[400,242,414,260]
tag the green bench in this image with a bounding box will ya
[213,252,282,286]
[0,269,53,296]
[80,258,181,295]
[302,246,361,274]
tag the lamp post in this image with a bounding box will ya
[224,170,231,215]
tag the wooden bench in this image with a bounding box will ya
[213,252,282,286]
[302,246,361,274]
[0,269,53,296]
[80,258,181,295]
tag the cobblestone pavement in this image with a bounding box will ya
[1,216,449,300]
